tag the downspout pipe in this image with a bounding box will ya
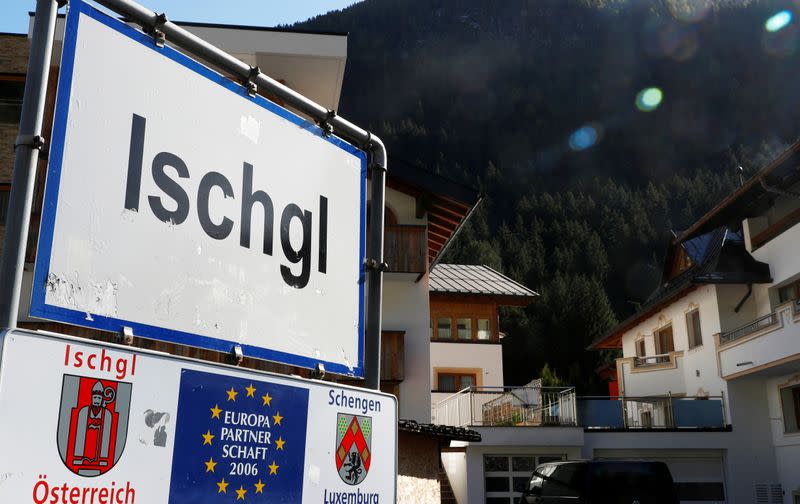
[734,284,752,313]
[91,0,389,389]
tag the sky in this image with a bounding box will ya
[0,0,363,34]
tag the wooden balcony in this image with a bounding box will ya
[383,225,427,274]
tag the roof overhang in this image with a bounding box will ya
[674,141,800,244]
[384,158,482,266]
[33,13,348,111]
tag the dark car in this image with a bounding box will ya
[519,460,679,504]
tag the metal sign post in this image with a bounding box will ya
[0,0,60,327]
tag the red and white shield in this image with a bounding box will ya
[335,413,371,485]
[56,375,131,477]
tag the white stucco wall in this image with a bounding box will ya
[752,221,800,288]
[765,373,800,503]
[441,451,468,504]
[430,342,504,388]
[619,286,726,399]
[725,377,781,503]
[716,284,759,333]
[375,186,430,422]
[382,273,431,423]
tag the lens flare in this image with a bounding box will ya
[636,87,663,112]
[568,125,599,151]
[765,10,792,32]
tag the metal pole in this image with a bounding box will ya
[365,155,386,390]
[91,0,388,386]
[0,0,60,328]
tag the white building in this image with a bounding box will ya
[588,142,800,504]
[431,144,800,504]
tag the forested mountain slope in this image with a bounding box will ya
[296,0,799,389]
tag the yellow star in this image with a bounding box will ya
[210,404,222,419]
[275,437,286,450]
[235,486,247,501]
[202,430,215,445]
[217,478,229,494]
[261,392,272,406]
[204,457,217,472]
[245,384,256,397]
[226,387,238,401]
[268,461,279,475]
[254,479,265,494]
[272,411,283,425]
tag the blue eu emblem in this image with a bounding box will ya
[168,369,309,502]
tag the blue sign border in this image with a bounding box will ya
[30,0,367,378]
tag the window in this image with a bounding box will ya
[477,318,491,339]
[0,75,25,124]
[635,339,646,357]
[0,185,10,226]
[437,318,451,339]
[654,325,674,354]
[457,318,471,339]
[779,385,800,434]
[483,455,565,504]
[778,280,800,304]
[686,309,702,348]
[436,372,476,392]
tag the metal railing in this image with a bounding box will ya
[578,394,727,430]
[633,353,671,367]
[432,386,577,427]
[719,312,779,344]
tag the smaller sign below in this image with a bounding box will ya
[0,329,397,503]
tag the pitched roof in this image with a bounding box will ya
[430,264,539,305]
[674,140,800,244]
[588,227,771,350]
[398,419,481,442]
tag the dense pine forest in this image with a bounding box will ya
[296,0,800,390]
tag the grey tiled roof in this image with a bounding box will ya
[429,264,539,298]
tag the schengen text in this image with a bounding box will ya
[32,475,135,504]
[323,488,379,504]
[328,389,381,415]
[220,410,272,462]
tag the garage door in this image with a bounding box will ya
[483,454,566,504]
[594,450,726,503]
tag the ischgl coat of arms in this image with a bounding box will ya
[57,375,131,477]
[335,413,372,485]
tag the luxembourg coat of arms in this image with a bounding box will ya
[56,375,132,477]
[335,413,372,485]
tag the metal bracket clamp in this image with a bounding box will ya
[364,258,388,272]
[310,362,326,380]
[146,13,168,47]
[318,110,336,136]
[56,0,68,7]
[14,134,46,151]
[230,344,244,365]
[118,326,135,345]
[243,66,259,97]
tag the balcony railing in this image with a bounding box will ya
[719,312,779,344]
[578,395,726,429]
[432,388,727,430]
[432,386,577,427]
[633,353,671,367]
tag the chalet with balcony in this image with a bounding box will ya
[588,140,800,504]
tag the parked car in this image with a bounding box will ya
[518,460,679,504]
